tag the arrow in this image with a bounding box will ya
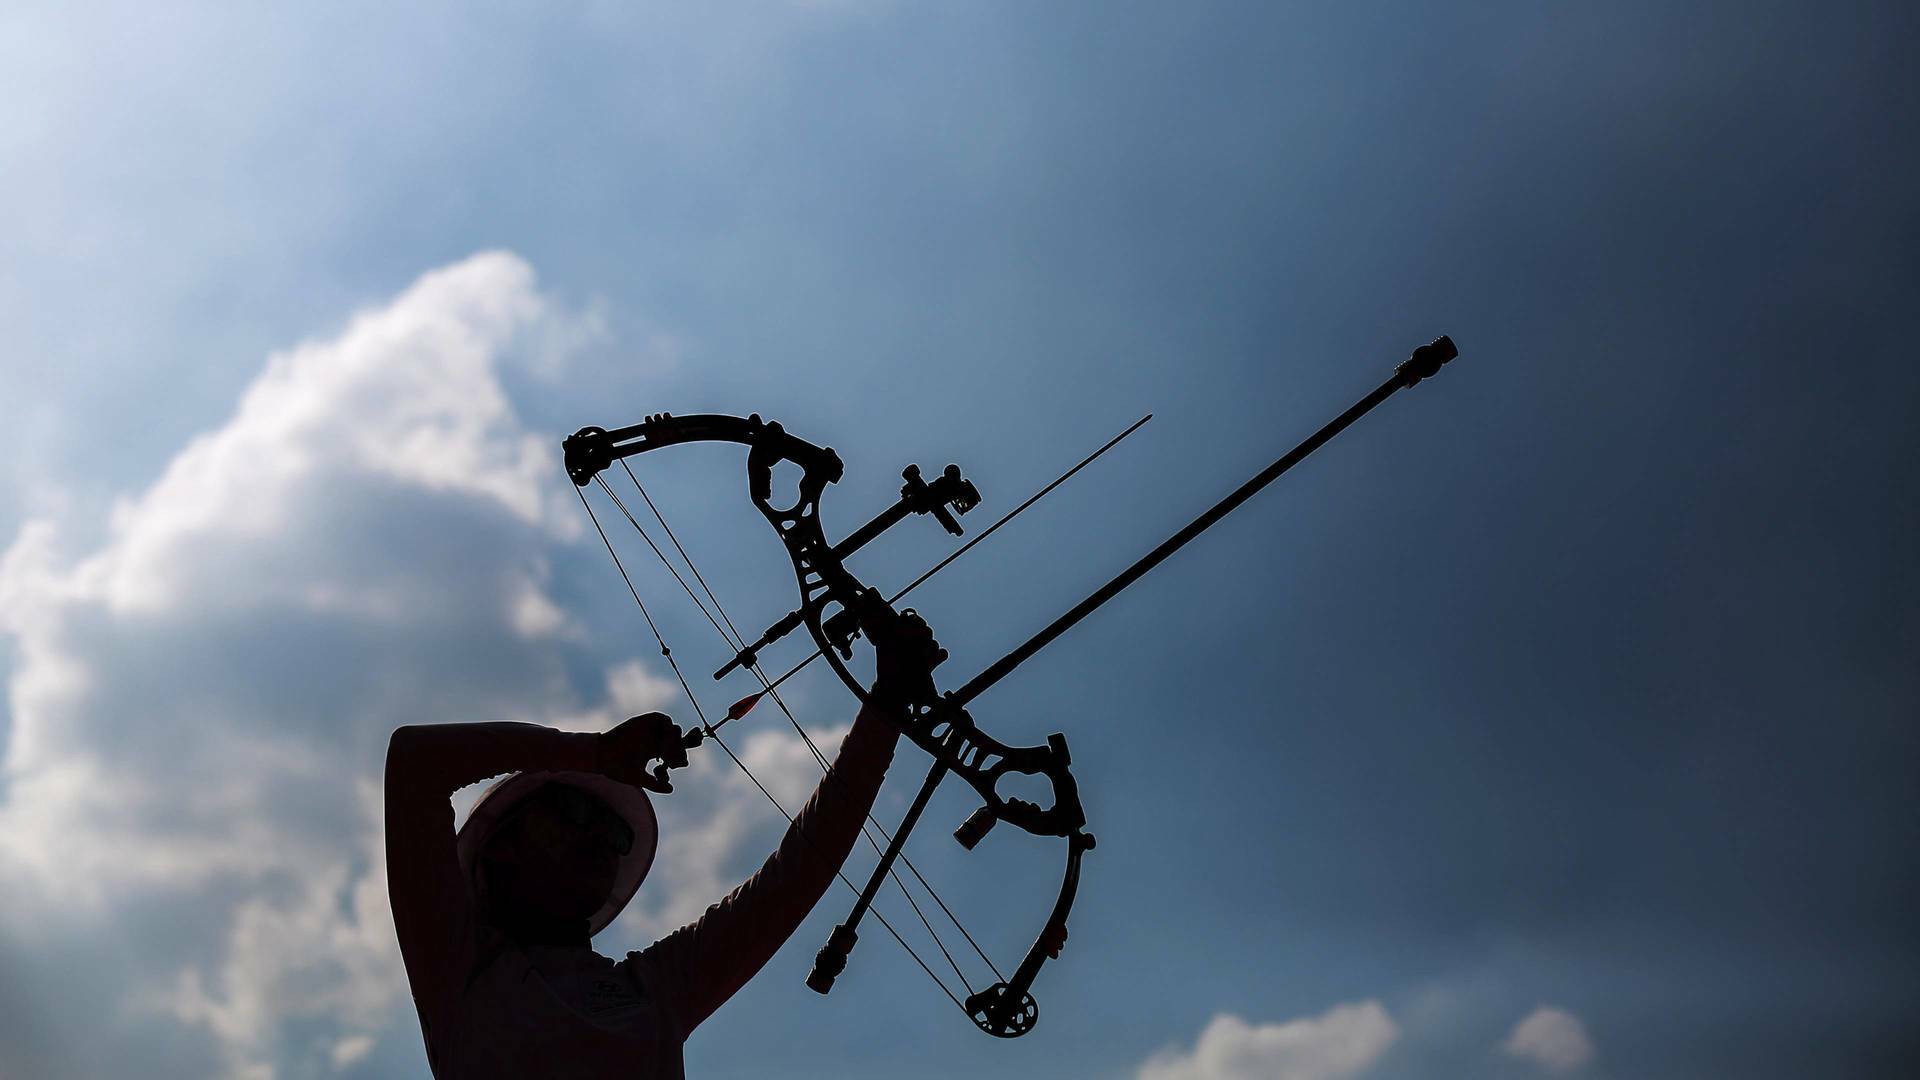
[714,412,1152,728]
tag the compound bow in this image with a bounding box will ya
[562,335,1458,1039]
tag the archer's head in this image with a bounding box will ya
[477,781,633,933]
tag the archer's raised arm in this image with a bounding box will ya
[384,723,600,1018]
[388,722,601,801]
[634,611,942,1032]
[636,702,901,1033]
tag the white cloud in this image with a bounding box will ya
[0,252,726,1079]
[1501,1006,1596,1073]
[329,1033,376,1070]
[137,778,404,1077]
[1139,1001,1399,1080]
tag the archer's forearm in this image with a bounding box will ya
[761,702,901,908]
[851,697,908,747]
[777,701,900,873]
[387,721,600,798]
[665,701,900,1029]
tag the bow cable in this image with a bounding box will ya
[592,470,994,994]
[595,466,998,991]
[574,482,974,1013]
[616,463,1006,983]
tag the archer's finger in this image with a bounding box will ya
[661,732,690,769]
[639,765,674,795]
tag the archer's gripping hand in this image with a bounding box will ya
[596,711,701,794]
[868,608,948,714]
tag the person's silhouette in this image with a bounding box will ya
[385,613,941,1078]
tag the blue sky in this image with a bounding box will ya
[1,3,1914,1078]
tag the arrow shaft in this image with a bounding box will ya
[951,339,1453,709]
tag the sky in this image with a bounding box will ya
[1,2,1915,1078]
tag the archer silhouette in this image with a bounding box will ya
[385,611,944,1079]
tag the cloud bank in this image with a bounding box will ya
[1501,1005,1596,1073]
[1139,1000,1399,1080]
[0,252,807,1079]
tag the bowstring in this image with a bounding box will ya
[598,464,1003,989]
[572,482,979,1013]
[618,463,1007,986]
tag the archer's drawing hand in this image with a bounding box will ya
[597,711,697,794]
[869,607,947,713]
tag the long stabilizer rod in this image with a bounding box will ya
[950,335,1458,709]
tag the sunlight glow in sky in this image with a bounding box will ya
[2,3,1914,1078]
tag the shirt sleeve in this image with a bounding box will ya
[638,704,901,1034]
[384,722,600,1040]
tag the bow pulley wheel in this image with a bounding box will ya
[965,982,1038,1038]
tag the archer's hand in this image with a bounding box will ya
[869,607,947,713]
[597,712,697,793]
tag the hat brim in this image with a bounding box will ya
[454,769,658,938]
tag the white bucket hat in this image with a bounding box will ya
[455,769,658,937]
